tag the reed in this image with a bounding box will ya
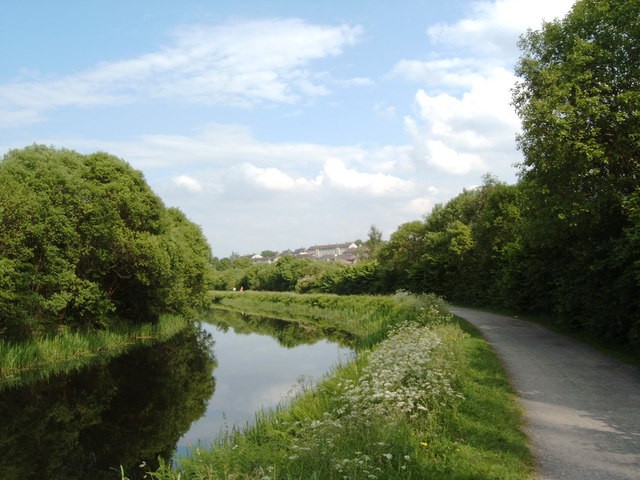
[0,314,189,391]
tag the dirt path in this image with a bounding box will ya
[450,306,640,480]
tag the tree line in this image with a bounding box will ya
[213,0,640,351]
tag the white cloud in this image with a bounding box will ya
[400,0,574,179]
[240,163,320,191]
[173,174,203,192]
[427,0,575,57]
[0,19,363,126]
[391,58,488,89]
[29,125,433,255]
[321,157,414,195]
[406,196,435,215]
[422,140,486,175]
[373,102,396,119]
[405,67,518,175]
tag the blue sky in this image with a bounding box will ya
[0,0,574,257]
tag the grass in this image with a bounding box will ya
[128,292,533,480]
[208,290,423,349]
[0,314,189,391]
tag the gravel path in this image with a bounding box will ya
[450,306,640,480]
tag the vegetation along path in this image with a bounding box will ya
[450,307,640,480]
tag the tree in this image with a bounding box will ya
[513,0,640,242]
[0,146,212,338]
[377,221,426,292]
[376,177,524,304]
[512,0,640,342]
[364,225,384,258]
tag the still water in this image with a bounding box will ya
[177,319,352,454]
[0,311,352,479]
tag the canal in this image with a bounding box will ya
[0,311,352,479]
[177,318,352,454]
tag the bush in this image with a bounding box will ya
[0,146,212,338]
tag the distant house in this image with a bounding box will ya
[307,242,359,260]
[246,241,361,264]
[336,252,358,265]
[250,253,279,264]
[293,247,310,258]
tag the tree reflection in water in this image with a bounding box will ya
[0,324,216,480]
[204,308,356,348]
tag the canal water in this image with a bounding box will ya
[177,320,352,455]
[0,311,352,479]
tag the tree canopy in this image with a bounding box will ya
[512,0,640,339]
[0,145,212,339]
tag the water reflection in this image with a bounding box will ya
[177,310,353,453]
[203,308,356,348]
[0,325,215,480]
[0,311,353,477]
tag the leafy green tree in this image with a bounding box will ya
[513,0,640,342]
[0,146,212,338]
[364,225,384,258]
[418,189,482,299]
[377,221,426,292]
[376,177,523,304]
[466,179,523,305]
[265,256,321,291]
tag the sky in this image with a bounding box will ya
[0,0,575,257]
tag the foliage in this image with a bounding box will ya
[377,220,427,292]
[377,177,522,305]
[211,255,384,295]
[363,224,384,258]
[511,0,640,342]
[336,322,464,421]
[0,145,212,339]
[297,260,383,294]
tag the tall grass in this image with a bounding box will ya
[208,290,427,348]
[0,314,189,391]
[131,292,533,480]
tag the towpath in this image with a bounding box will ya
[450,306,640,480]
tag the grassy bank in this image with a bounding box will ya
[134,292,533,480]
[0,314,189,391]
[208,290,423,349]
